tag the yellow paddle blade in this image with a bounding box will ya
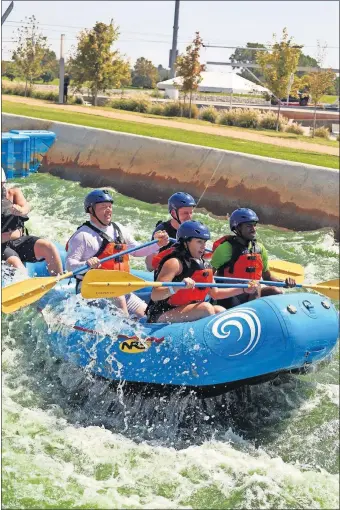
[2,276,58,314]
[81,270,159,299]
[304,279,339,300]
[269,260,305,284]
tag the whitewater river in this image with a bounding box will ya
[2,173,339,509]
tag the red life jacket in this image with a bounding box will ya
[212,235,229,253]
[214,235,263,280]
[151,246,175,270]
[152,247,214,307]
[66,221,130,272]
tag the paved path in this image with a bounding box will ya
[4,95,339,156]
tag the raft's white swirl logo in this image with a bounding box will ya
[211,308,261,356]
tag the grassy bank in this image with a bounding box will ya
[3,100,339,169]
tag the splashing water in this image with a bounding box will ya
[2,174,339,509]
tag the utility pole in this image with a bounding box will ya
[1,1,14,25]
[169,0,180,78]
[58,34,65,104]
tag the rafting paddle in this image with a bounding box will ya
[82,270,261,299]
[82,271,339,301]
[168,238,305,283]
[214,276,339,300]
[1,239,160,314]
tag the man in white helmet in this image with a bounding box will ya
[1,169,63,275]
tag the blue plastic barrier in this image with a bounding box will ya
[10,130,56,173]
[1,133,30,178]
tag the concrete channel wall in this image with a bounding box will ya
[3,113,339,237]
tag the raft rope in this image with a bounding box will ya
[196,154,225,207]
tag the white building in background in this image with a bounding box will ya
[157,71,269,95]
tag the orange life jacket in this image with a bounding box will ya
[66,221,130,272]
[152,247,214,307]
[214,235,263,280]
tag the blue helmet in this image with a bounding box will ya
[176,220,211,242]
[84,189,114,213]
[230,208,259,231]
[168,192,196,214]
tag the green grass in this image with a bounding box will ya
[104,106,338,147]
[320,95,338,104]
[9,93,337,148]
[32,78,60,85]
[3,100,339,169]
[2,76,59,85]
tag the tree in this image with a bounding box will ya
[300,44,336,136]
[230,42,266,84]
[230,42,317,85]
[256,28,301,130]
[3,61,17,81]
[296,53,319,76]
[69,21,130,106]
[39,48,58,81]
[157,64,170,82]
[40,70,54,83]
[131,57,158,88]
[175,32,206,117]
[305,70,335,135]
[12,15,49,95]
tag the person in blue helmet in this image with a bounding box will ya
[65,189,169,317]
[211,208,296,309]
[145,191,197,271]
[146,220,259,323]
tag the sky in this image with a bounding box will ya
[1,0,339,72]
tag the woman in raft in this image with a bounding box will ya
[146,220,259,323]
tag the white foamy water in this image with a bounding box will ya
[2,174,339,509]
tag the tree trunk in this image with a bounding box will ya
[189,91,192,119]
[94,89,98,107]
[181,93,186,118]
[312,105,317,137]
[276,101,281,131]
[24,79,28,97]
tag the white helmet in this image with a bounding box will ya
[1,168,6,183]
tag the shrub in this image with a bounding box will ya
[163,101,182,117]
[199,106,219,123]
[40,71,54,83]
[31,89,59,102]
[218,108,259,128]
[181,103,199,119]
[148,103,165,116]
[151,88,162,98]
[133,94,150,113]
[110,96,150,113]
[259,111,288,131]
[285,122,304,135]
[234,108,260,128]
[74,95,84,105]
[111,98,135,110]
[218,110,235,126]
[1,82,61,101]
[314,126,330,139]
[2,82,33,97]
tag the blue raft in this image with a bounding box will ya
[25,253,339,395]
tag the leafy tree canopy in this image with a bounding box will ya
[69,21,130,105]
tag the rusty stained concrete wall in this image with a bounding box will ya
[3,113,339,237]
